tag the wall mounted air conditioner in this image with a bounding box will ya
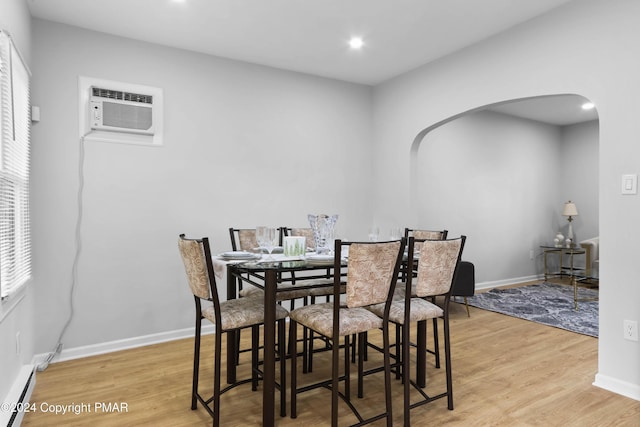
[89,86,154,135]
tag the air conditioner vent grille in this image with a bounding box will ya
[91,87,153,104]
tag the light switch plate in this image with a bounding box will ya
[621,174,637,195]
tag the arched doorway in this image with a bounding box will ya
[409,94,599,289]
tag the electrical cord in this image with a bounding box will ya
[37,134,86,371]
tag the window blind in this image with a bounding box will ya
[0,31,31,299]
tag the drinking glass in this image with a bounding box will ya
[263,227,278,259]
[256,226,268,253]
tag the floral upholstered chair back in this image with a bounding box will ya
[178,235,214,301]
[414,237,465,298]
[345,240,404,308]
[291,228,316,250]
[411,229,447,240]
[236,229,258,251]
[407,229,448,253]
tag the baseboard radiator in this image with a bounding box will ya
[2,365,36,427]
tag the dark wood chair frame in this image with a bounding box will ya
[400,235,466,425]
[281,226,339,372]
[290,238,406,427]
[228,227,298,363]
[401,228,448,370]
[180,234,288,425]
[365,228,448,383]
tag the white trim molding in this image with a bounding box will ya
[33,324,214,365]
[594,373,640,402]
[475,275,541,291]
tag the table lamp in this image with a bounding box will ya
[563,201,578,242]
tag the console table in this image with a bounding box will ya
[540,245,593,309]
[541,245,586,282]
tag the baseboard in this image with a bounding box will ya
[475,274,541,291]
[35,275,545,364]
[34,317,296,365]
[29,273,548,368]
[33,324,215,365]
[1,364,36,427]
[593,373,640,401]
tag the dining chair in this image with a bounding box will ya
[395,228,449,369]
[283,227,338,299]
[368,236,465,426]
[398,228,448,285]
[283,226,344,373]
[289,238,405,427]
[405,227,448,251]
[178,234,289,425]
[230,226,322,374]
[228,227,310,301]
[288,227,315,250]
[228,227,262,298]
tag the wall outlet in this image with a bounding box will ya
[529,249,534,260]
[624,320,638,341]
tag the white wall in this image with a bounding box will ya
[413,111,599,284]
[6,0,636,405]
[416,110,564,284]
[559,120,600,242]
[0,0,34,408]
[30,19,374,351]
[372,0,639,400]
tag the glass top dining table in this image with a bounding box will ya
[222,256,346,426]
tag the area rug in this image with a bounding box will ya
[464,282,598,337]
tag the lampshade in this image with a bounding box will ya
[563,201,578,217]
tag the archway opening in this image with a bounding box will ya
[410,94,599,290]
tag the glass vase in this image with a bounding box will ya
[308,214,338,255]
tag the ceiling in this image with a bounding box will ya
[26,0,596,125]
[27,0,573,86]
[486,95,598,126]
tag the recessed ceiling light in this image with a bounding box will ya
[582,102,595,110]
[348,37,364,50]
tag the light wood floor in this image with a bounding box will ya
[23,298,640,426]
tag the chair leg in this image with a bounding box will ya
[290,320,298,418]
[382,323,393,427]
[416,320,426,389]
[464,296,470,317]
[363,330,368,361]
[308,329,315,372]
[213,327,222,427]
[395,324,402,380]
[358,332,365,398]
[443,310,454,410]
[278,319,287,417]
[344,334,351,402]
[302,326,309,374]
[287,297,300,357]
[331,334,340,427]
[251,326,259,391]
[432,302,441,369]
[306,327,313,373]
[306,296,315,373]
[402,319,411,427]
[192,318,201,410]
[351,334,356,364]
[235,329,241,366]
